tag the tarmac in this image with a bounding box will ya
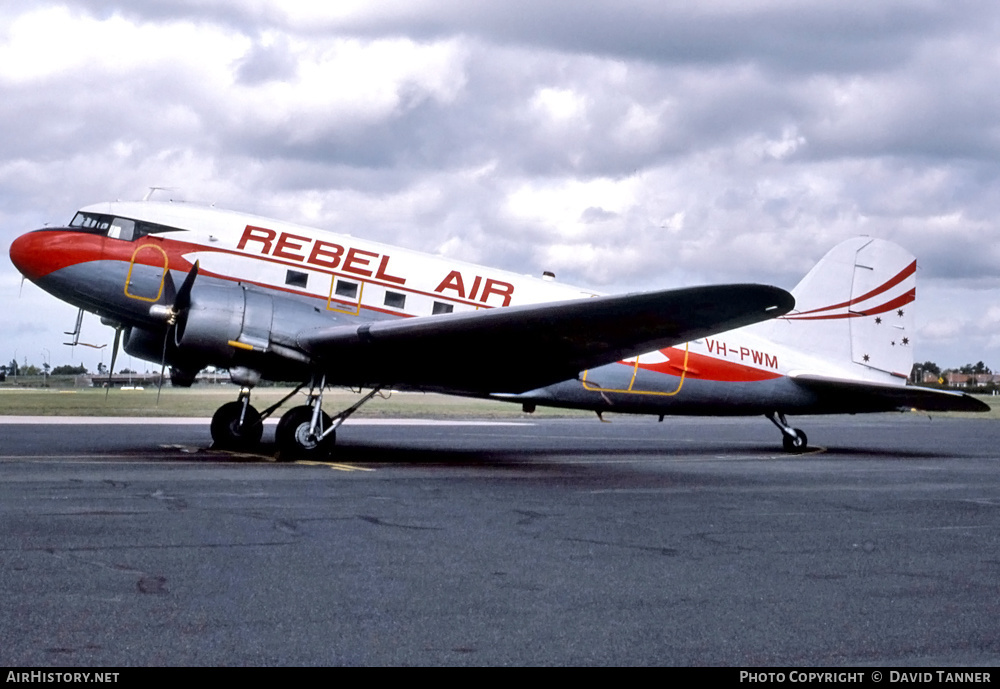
[2,413,999,666]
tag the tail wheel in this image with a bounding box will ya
[276,405,335,461]
[782,429,808,453]
[211,401,263,450]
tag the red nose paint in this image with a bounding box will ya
[9,230,105,281]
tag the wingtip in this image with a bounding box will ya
[751,285,796,319]
[968,396,993,413]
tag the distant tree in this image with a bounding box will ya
[22,365,40,376]
[97,362,106,374]
[911,361,941,383]
[959,362,992,375]
[52,364,88,375]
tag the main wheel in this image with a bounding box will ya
[211,401,263,450]
[782,428,808,453]
[275,405,335,461]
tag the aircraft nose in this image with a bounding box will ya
[9,229,62,281]
[10,231,38,279]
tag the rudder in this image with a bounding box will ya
[768,238,916,381]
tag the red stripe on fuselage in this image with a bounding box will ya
[632,346,782,383]
[12,229,490,318]
[9,229,200,280]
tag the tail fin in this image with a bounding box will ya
[767,237,916,381]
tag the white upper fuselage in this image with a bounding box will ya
[83,201,813,387]
[81,200,598,319]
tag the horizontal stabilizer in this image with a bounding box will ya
[791,374,990,413]
[298,284,794,393]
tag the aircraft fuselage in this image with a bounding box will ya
[10,200,984,456]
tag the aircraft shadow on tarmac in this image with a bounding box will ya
[197,439,967,466]
[806,445,971,461]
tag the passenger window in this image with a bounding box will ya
[384,291,406,309]
[335,280,358,299]
[432,301,454,315]
[285,270,308,288]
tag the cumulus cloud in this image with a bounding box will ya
[2,0,1000,370]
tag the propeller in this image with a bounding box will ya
[155,260,199,328]
[151,261,199,403]
[103,325,122,400]
[156,332,169,404]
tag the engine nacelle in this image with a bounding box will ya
[174,284,274,364]
[122,325,203,385]
[122,325,168,363]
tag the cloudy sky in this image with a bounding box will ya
[3,0,999,374]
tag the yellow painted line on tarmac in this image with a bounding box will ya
[295,460,375,472]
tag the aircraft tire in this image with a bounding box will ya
[782,429,808,453]
[276,405,335,461]
[210,401,263,450]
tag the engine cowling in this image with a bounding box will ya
[174,284,274,362]
[121,325,202,386]
[140,281,328,381]
[122,325,168,363]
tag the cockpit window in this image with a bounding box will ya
[68,212,181,240]
[108,217,135,241]
[69,212,112,233]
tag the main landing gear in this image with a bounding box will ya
[272,378,384,461]
[766,412,809,453]
[209,377,383,461]
[210,388,263,450]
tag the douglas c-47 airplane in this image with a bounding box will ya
[9,200,987,457]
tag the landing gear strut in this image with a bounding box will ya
[766,412,808,453]
[211,383,307,452]
[274,377,383,461]
[209,377,384,460]
[276,405,334,460]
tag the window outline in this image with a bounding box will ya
[285,269,309,289]
[384,291,407,310]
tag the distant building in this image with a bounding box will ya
[944,372,1000,388]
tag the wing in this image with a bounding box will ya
[297,284,794,393]
[791,374,990,413]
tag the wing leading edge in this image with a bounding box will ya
[297,284,794,393]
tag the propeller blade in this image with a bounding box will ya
[104,326,121,400]
[156,325,170,405]
[161,269,177,305]
[153,262,199,404]
[174,261,199,312]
